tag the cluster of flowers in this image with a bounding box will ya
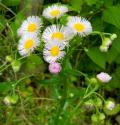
[17,4,92,74]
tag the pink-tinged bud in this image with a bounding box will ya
[49,62,61,74]
[96,72,112,83]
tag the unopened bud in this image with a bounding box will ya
[99,45,108,52]
[6,55,13,62]
[11,60,21,72]
[110,34,117,40]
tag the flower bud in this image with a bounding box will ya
[3,95,18,106]
[104,99,120,115]
[96,72,112,83]
[49,62,61,74]
[84,99,94,110]
[11,60,21,72]
[90,78,98,84]
[91,113,105,123]
[105,100,115,110]
[102,38,112,47]
[5,55,13,62]
[69,93,74,98]
[110,34,117,40]
[99,45,108,52]
[3,96,11,106]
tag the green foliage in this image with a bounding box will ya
[85,47,106,69]
[103,5,120,29]
[0,82,13,93]
[2,0,20,6]
[0,0,120,125]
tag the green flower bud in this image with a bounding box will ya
[11,60,21,72]
[69,93,74,98]
[91,114,98,122]
[99,45,108,52]
[105,100,115,110]
[3,96,11,106]
[104,99,120,115]
[10,95,19,104]
[5,55,13,62]
[3,95,18,105]
[99,113,105,121]
[84,99,94,110]
[91,113,105,123]
[102,38,112,47]
[110,34,117,40]
[90,78,98,84]
[94,98,102,107]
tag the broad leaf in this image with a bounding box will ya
[103,6,120,29]
[85,47,106,69]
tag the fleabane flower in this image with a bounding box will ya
[67,16,92,37]
[96,72,112,83]
[19,16,42,35]
[42,25,74,46]
[42,4,68,19]
[18,34,40,56]
[49,62,61,74]
[43,41,65,63]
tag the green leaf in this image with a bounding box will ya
[106,46,119,63]
[85,0,97,6]
[105,67,120,90]
[69,0,83,12]
[0,82,13,93]
[112,30,120,53]
[85,47,106,69]
[103,5,120,29]
[0,15,6,32]
[22,55,45,75]
[2,0,20,6]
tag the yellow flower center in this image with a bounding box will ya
[28,23,37,32]
[50,46,59,56]
[24,39,34,49]
[50,10,60,17]
[51,32,64,40]
[74,23,85,32]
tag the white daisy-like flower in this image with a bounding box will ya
[96,72,112,83]
[42,25,74,46]
[19,16,42,35]
[43,41,65,63]
[18,34,40,56]
[42,4,68,19]
[67,16,92,37]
